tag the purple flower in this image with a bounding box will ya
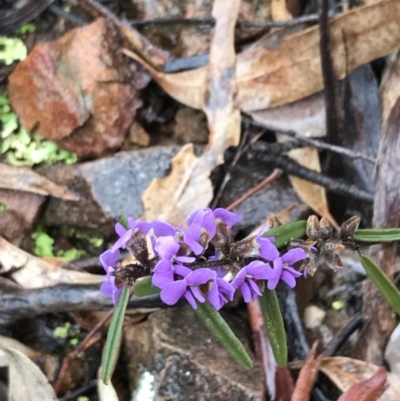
[184,208,217,255]
[111,217,152,252]
[160,265,217,309]
[152,236,195,289]
[214,208,242,227]
[100,248,122,305]
[231,230,279,261]
[207,278,235,310]
[266,248,307,290]
[231,261,273,302]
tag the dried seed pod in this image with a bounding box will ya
[300,252,319,276]
[340,215,361,238]
[113,263,150,287]
[306,215,321,241]
[319,217,333,241]
[126,230,149,265]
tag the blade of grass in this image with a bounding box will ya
[263,220,307,248]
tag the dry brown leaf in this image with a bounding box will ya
[320,357,400,401]
[287,147,339,230]
[0,236,103,288]
[271,0,293,20]
[0,163,78,200]
[139,0,241,224]
[141,143,199,223]
[0,348,57,401]
[131,0,400,113]
[380,50,400,124]
[98,368,119,401]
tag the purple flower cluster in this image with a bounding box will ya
[100,208,308,309]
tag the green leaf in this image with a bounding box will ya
[0,203,5,212]
[134,276,160,297]
[195,302,253,370]
[259,290,287,366]
[263,220,307,248]
[360,255,400,316]
[117,215,129,230]
[32,231,55,257]
[354,228,400,243]
[102,286,130,384]
[0,37,27,65]
[16,23,36,34]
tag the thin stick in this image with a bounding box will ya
[245,116,376,164]
[53,308,114,395]
[226,169,282,211]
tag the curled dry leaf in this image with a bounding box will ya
[380,50,400,124]
[130,0,400,113]
[139,0,241,224]
[0,348,57,401]
[0,236,103,289]
[320,357,400,401]
[337,366,387,401]
[0,163,78,200]
[287,147,339,230]
[291,341,322,401]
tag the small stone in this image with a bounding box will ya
[127,121,151,148]
[8,18,139,158]
[304,305,326,329]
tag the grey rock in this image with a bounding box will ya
[124,306,264,401]
[39,146,181,233]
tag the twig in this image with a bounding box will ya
[324,313,363,357]
[49,4,87,26]
[54,308,114,395]
[226,169,282,211]
[244,116,375,164]
[251,142,374,203]
[129,13,325,29]
[60,379,97,401]
[211,125,251,208]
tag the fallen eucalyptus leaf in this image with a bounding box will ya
[320,357,400,401]
[98,367,119,401]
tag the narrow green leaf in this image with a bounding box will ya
[134,276,160,297]
[354,228,400,243]
[101,286,130,384]
[360,256,400,316]
[196,302,253,370]
[263,220,307,248]
[259,290,287,367]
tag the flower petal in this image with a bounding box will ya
[257,238,280,261]
[185,268,216,285]
[231,268,247,289]
[215,278,235,301]
[127,217,136,229]
[190,286,206,303]
[282,248,307,265]
[112,287,122,305]
[281,270,297,288]
[100,249,120,272]
[115,223,127,237]
[160,280,187,305]
[136,221,153,234]
[153,221,177,237]
[245,261,274,280]
[155,236,180,259]
[240,281,252,303]
[202,209,217,237]
[248,278,262,298]
[214,208,242,227]
[100,281,114,297]
[285,266,302,278]
[152,259,174,288]
[174,264,192,277]
[207,281,221,310]
[184,290,198,309]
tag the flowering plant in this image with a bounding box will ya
[100,209,400,384]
